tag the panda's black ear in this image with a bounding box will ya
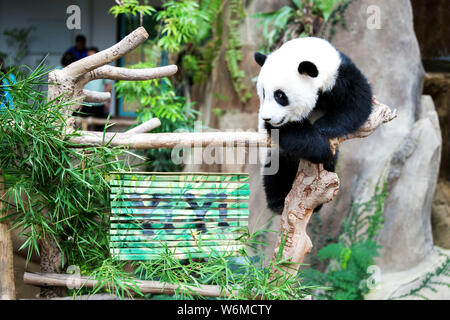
[254,52,267,67]
[298,61,319,78]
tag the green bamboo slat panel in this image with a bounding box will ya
[111,194,249,200]
[109,172,249,260]
[112,245,244,255]
[111,221,248,230]
[111,216,247,222]
[108,173,249,182]
[111,208,249,216]
[111,187,249,197]
[109,180,249,190]
[110,201,249,209]
[113,252,232,261]
[111,247,244,260]
[110,240,242,248]
[110,227,245,235]
[110,241,242,248]
[110,233,241,242]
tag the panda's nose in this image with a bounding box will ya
[262,117,271,122]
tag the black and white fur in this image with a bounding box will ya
[255,37,372,214]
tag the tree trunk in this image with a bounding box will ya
[0,171,16,300]
[39,236,65,298]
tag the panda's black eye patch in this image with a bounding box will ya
[274,90,289,106]
[263,88,265,99]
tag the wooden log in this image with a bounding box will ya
[24,272,236,298]
[0,171,16,300]
[272,98,397,275]
[70,131,270,149]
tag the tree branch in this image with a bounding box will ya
[24,272,236,299]
[125,118,161,134]
[0,171,16,300]
[82,89,111,103]
[63,27,149,79]
[47,26,178,126]
[74,117,136,127]
[271,98,397,275]
[69,131,270,149]
[80,65,178,84]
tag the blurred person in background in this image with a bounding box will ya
[65,35,88,61]
[60,51,77,68]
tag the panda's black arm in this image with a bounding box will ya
[273,121,334,167]
[313,59,373,138]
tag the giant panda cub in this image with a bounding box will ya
[254,37,372,214]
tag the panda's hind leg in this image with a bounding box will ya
[314,148,339,212]
[263,150,338,214]
[323,148,338,173]
[263,153,299,214]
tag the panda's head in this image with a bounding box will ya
[254,37,341,127]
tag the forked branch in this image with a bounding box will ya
[47,26,178,127]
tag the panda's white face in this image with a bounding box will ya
[256,37,341,128]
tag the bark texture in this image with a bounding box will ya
[0,172,16,300]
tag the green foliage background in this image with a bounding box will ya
[302,178,387,300]
[0,64,132,268]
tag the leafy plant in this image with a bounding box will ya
[156,0,208,54]
[0,63,131,266]
[2,27,36,66]
[321,0,355,41]
[70,226,317,300]
[302,177,388,300]
[390,253,450,300]
[109,0,155,26]
[252,0,351,52]
[226,0,251,103]
[111,0,250,104]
